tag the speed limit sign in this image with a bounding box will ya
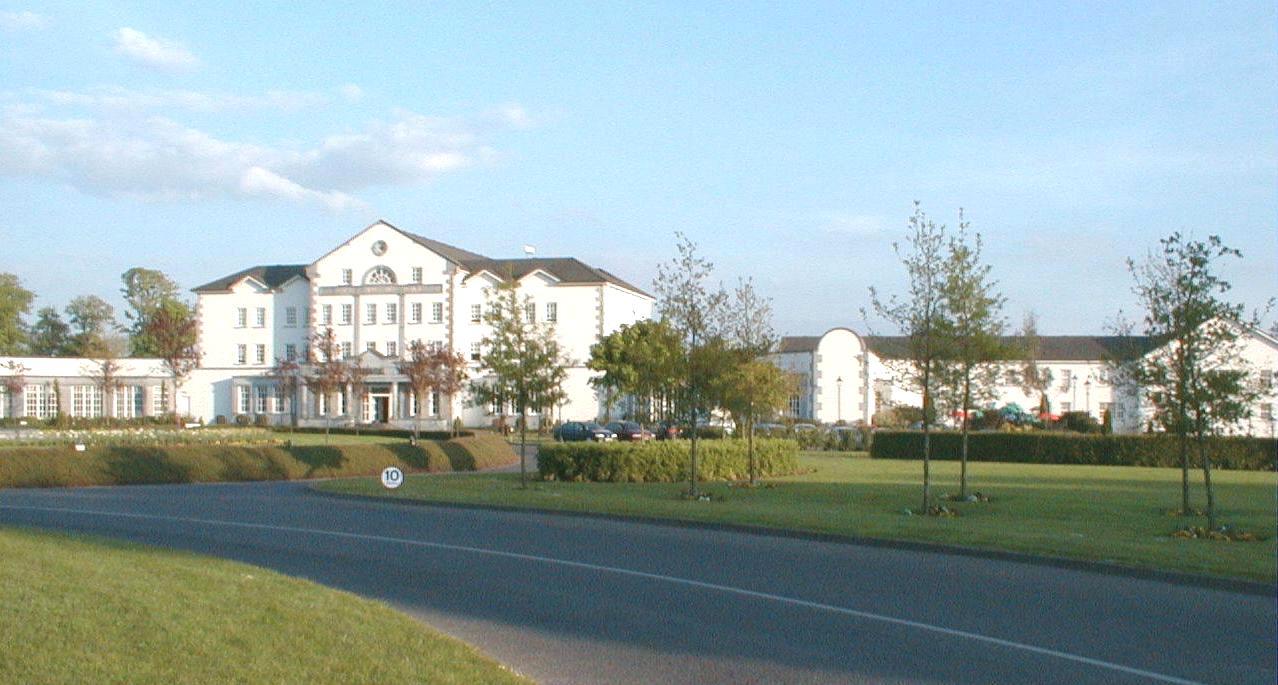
[381,466,404,489]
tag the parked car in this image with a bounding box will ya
[792,423,819,432]
[830,425,865,449]
[653,422,681,440]
[605,421,653,441]
[753,422,787,436]
[554,421,617,442]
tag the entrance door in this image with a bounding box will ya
[374,396,390,423]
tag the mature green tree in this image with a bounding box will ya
[1126,233,1265,528]
[121,268,183,357]
[653,233,729,499]
[143,299,199,426]
[587,319,682,424]
[65,295,117,357]
[470,280,569,488]
[1017,312,1054,417]
[867,202,952,513]
[28,307,73,356]
[937,214,1007,499]
[0,273,34,354]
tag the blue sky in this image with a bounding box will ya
[2,1,1274,336]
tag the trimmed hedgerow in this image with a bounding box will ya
[870,431,1276,471]
[537,439,800,483]
[0,433,515,489]
[274,426,475,441]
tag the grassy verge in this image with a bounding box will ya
[0,527,528,684]
[316,452,1278,583]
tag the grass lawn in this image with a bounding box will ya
[0,527,529,684]
[270,431,411,446]
[317,452,1278,584]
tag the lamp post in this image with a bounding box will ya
[836,376,843,423]
[1084,379,1092,417]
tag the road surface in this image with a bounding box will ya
[1,481,1273,684]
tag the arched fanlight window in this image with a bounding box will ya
[364,266,396,285]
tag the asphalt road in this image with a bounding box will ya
[1,481,1273,685]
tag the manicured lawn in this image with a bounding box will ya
[0,527,529,685]
[270,431,410,445]
[317,452,1278,583]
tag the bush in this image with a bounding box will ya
[538,438,800,483]
[869,431,1276,470]
[253,414,271,427]
[214,415,228,425]
[234,414,251,426]
[278,426,475,440]
[0,434,516,488]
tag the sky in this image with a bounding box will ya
[1,1,1274,337]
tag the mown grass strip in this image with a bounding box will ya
[0,527,530,685]
[316,453,1278,583]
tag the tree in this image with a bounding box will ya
[306,328,347,443]
[2,360,27,435]
[470,280,569,488]
[65,295,117,357]
[719,359,792,485]
[1017,312,1054,417]
[937,214,1006,499]
[1126,232,1266,528]
[346,359,373,434]
[121,268,183,357]
[143,299,199,426]
[267,356,304,431]
[867,202,952,513]
[399,342,469,439]
[0,273,34,354]
[587,320,682,424]
[28,307,72,356]
[84,356,124,419]
[653,233,728,499]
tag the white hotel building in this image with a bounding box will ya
[1,221,654,429]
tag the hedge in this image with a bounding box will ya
[538,439,800,483]
[869,431,1277,471]
[272,426,475,441]
[0,433,516,488]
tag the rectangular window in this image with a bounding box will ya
[340,304,352,325]
[431,302,443,323]
[412,267,423,283]
[411,302,422,323]
[1261,403,1273,421]
[431,340,445,353]
[285,307,297,327]
[114,385,145,418]
[236,344,247,365]
[322,304,333,325]
[236,307,247,328]
[273,385,285,414]
[237,386,249,415]
[255,386,268,414]
[255,344,266,365]
[431,390,441,417]
[1061,402,1072,413]
[341,268,353,285]
[340,341,352,358]
[25,385,45,419]
[1099,402,1112,417]
[524,302,535,324]
[303,308,310,325]
[546,302,557,322]
[1061,369,1072,384]
[153,384,168,415]
[470,342,481,361]
[367,342,377,352]
[365,303,377,324]
[71,385,103,418]
[470,304,482,323]
[386,303,398,323]
[285,343,297,361]
[255,307,266,328]
[318,392,328,416]
[386,341,397,357]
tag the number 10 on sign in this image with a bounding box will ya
[381,466,404,489]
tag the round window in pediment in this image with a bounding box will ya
[365,266,396,285]
[371,240,388,256]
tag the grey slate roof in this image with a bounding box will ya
[192,264,308,293]
[778,334,1157,361]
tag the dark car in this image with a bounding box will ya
[554,421,617,442]
[653,421,681,440]
[605,421,653,441]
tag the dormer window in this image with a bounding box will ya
[365,266,395,285]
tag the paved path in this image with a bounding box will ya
[1,481,1273,684]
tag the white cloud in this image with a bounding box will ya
[0,10,46,30]
[820,213,884,236]
[113,27,200,71]
[0,104,527,211]
[37,86,331,112]
[338,84,364,102]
